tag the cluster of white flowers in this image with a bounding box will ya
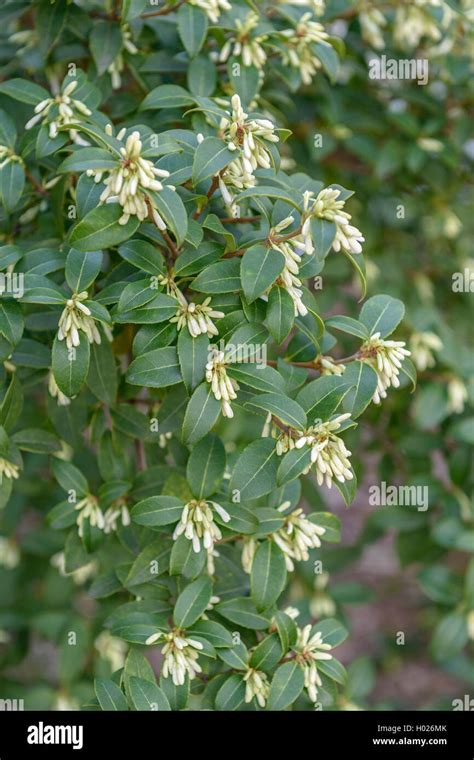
[283,0,326,14]
[219,12,268,69]
[190,0,231,23]
[170,292,224,338]
[0,145,23,171]
[280,13,330,85]
[51,551,98,584]
[205,349,239,418]
[95,631,128,672]
[393,2,443,49]
[272,503,327,571]
[108,24,138,90]
[409,331,443,371]
[243,667,270,707]
[0,536,19,569]
[25,80,91,143]
[269,216,312,316]
[57,291,101,350]
[309,571,336,618]
[103,503,131,534]
[87,127,171,226]
[318,355,346,375]
[360,332,411,405]
[359,8,387,50]
[447,377,468,415]
[272,413,353,489]
[48,371,71,406]
[145,628,204,685]
[241,535,258,574]
[218,94,278,214]
[294,624,333,703]
[306,187,365,255]
[173,499,231,553]
[74,495,104,538]
[0,457,19,481]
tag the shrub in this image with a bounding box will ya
[0,0,471,712]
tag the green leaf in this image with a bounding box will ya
[273,611,297,653]
[226,361,281,391]
[192,259,241,294]
[131,496,184,527]
[65,249,102,292]
[266,662,304,711]
[58,148,118,173]
[87,339,117,405]
[317,657,347,685]
[186,433,226,500]
[0,160,25,212]
[251,540,287,611]
[311,218,337,258]
[169,535,206,579]
[187,620,233,648]
[430,611,469,662]
[359,294,405,338]
[150,186,188,246]
[52,334,90,398]
[117,239,165,275]
[114,293,177,324]
[277,447,312,486]
[309,512,341,543]
[177,329,208,393]
[250,634,283,671]
[177,3,208,57]
[182,383,221,445]
[312,618,348,647]
[53,459,88,496]
[245,392,307,430]
[240,244,284,304]
[173,576,212,628]
[296,376,353,422]
[37,0,68,54]
[128,677,171,711]
[70,204,140,252]
[90,20,123,75]
[12,428,60,454]
[325,315,369,340]
[266,286,295,343]
[141,85,195,110]
[313,41,339,83]
[0,375,23,433]
[22,274,67,305]
[215,674,246,711]
[342,361,378,418]
[215,598,270,630]
[192,137,234,185]
[126,347,182,388]
[94,677,129,711]
[0,79,50,105]
[230,439,278,501]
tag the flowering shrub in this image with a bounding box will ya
[0,0,471,712]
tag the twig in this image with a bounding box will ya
[25,168,48,196]
[142,0,186,18]
[193,174,220,220]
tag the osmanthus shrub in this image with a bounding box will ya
[0,0,416,711]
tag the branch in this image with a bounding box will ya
[141,0,186,18]
[193,174,220,220]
